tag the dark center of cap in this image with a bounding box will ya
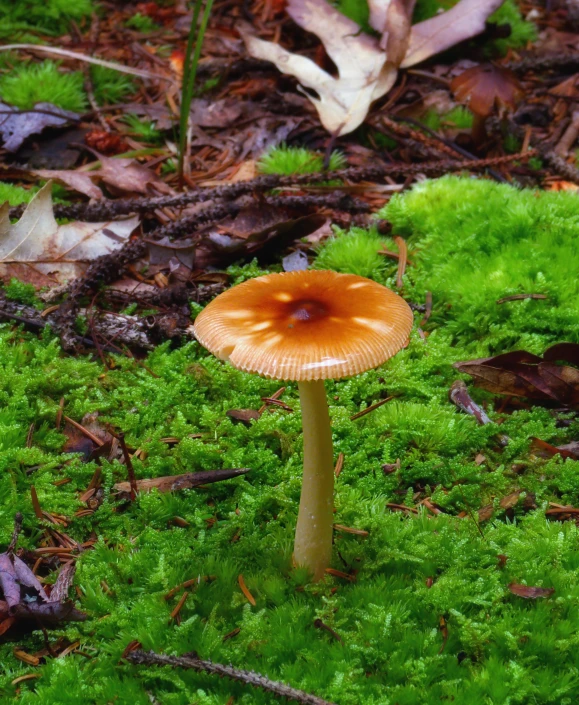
[287,299,328,323]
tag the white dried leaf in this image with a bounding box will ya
[239,0,397,136]
[402,0,506,68]
[0,181,139,287]
[240,0,504,135]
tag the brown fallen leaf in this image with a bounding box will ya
[0,102,79,152]
[85,150,173,195]
[226,409,261,425]
[508,583,555,599]
[530,437,579,461]
[240,0,503,135]
[0,551,86,635]
[454,344,579,408]
[31,169,103,199]
[113,468,250,494]
[0,182,139,287]
[239,0,398,136]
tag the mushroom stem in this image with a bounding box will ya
[294,380,334,581]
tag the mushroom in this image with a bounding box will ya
[193,270,413,581]
[450,63,524,145]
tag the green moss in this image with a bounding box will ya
[90,66,136,106]
[382,176,579,354]
[125,13,160,32]
[315,227,387,278]
[2,177,579,703]
[0,182,39,206]
[0,60,87,112]
[257,145,347,175]
[121,114,164,144]
[0,0,92,36]
[3,280,38,306]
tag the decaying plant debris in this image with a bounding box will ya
[1,0,579,702]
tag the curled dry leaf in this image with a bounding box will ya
[32,169,104,200]
[0,102,79,153]
[239,0,398,136]
[508,583,555,599]
[240,0,505,135]
[0,552,86,635]
[451,64,524,117]
[454,344,579,408]
[401,0,505,68]
[85,149,174,195]
[0,182,139,288]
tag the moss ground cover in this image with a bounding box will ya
[0,176,578,703]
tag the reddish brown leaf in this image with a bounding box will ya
[508,583,555,599]
[454,344,579,407]
[531,437,579,460]
[226,409,260,425]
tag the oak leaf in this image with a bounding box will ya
[0,181,139,287]
[240,0,505,135]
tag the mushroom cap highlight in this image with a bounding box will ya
[193,270,413,381]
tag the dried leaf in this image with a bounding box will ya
[239,0,398,135]
[369,0,416,60]
[451,64,524,117]
[226,409,261,425]
[530,437,579,460]
[0,554,21,609]
[241,0,503,135]
[508,583,555,599]
[88,152,173,195]
[454,344,579,407]
[401,0,506,68]
[282,250,309,272]
[114,468,250,494]
[32,169,103,200]
[0,102,79,152]
[0,182,139,287]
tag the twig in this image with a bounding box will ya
[0,44,175,83]
[8,513,23,554]
[119,433,138,501]
[394,236,407,288]
[9,154,537,222]
[126,650,338,705]
[507,53,579,74]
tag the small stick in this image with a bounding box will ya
[8,513,23,554]
[126,650,339,705]
[30,486,44,521]
[237,575,256,606]
[118,433,138,501]
[350,396,394,420]
[394,236,407,288]
[313,619,343,643]
[169,592,189,621]
[334,452,344,478]
[258,387,285,416]
[420,292,433,327]
[63,416,104,447]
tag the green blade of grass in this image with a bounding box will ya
[178,0,215,184]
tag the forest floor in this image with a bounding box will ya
[0,1,579,704]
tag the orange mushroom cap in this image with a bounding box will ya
[193,270,413,381]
